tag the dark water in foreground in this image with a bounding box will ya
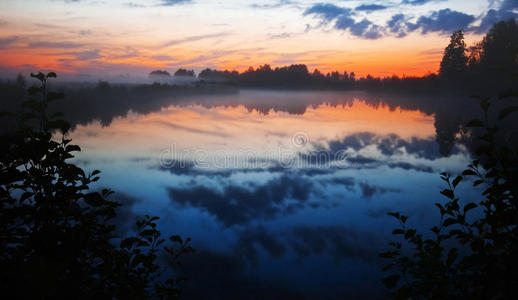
[70,90,480,299]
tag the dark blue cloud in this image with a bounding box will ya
[476,9,518,33]
[386,14,417,37]
[359,183,401,199]
[475,0,518,34]
[168,174,314,226]
[303,3,351,22]
[385,9,476,36]
[414,9,476,34]
[304,3,383,39]
[355,4,388,12]
[500,0,518,11]
[305,1,514,38]
[387,2,517,37]
[311,132,447,162]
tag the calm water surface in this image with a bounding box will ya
[70,90,478,299]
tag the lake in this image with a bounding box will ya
[69,90,480,299]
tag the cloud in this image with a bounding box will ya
[236,227,287,261]
[108,192,143,235]
[160,0,192,6]
[474,0,518,34]
[358,183,401,199]
[385,9,477,37]
[386,14,415,37]
[304,3,383,39]
[163,32,228,47]
[233,224,385,267]
[0,36,19,49]
[500,0,518,11]
[335,17,383,39]
[299,132,446,173]
[303,3,352,22]
[154,120,230,137]
[151,55,174,61]
[414,9,476,34]
[168,174,314,226]
[79,29,91,36]
[124,2,146,8]
[305,2,512,38]
[355,4,388,12]
[70,49,101,60]
[401,0,440,5]
[57,49,101,63]
[28,41,83,49]
[112,46,140,59]
[269,32,293,39]
[387,162,434,173]
[251,0,295,9]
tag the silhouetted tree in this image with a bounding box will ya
[198,68,239,82]
[440,30,468,80]
[149,70,171,77]
[479,19,518,72]
[174,69,195,77]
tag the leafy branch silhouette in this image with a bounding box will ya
[0,72,194,299]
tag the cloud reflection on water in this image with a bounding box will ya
[69,91,474,299]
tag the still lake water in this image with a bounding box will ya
[69,90,479,299]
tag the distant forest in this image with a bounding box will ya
[0,20,517,108]
[150,19,518,93]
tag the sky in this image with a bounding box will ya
[0,0,516,79]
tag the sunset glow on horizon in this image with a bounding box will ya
[0,0,515,79]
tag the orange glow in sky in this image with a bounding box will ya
[0,0,505,79]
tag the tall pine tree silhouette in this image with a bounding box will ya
[440,30,468,80]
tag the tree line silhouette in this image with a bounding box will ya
[148,20,518,93]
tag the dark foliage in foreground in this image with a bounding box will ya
[380,92,518,299]
[0,72,194,299]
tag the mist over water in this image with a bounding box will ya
[68,90,478,299]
